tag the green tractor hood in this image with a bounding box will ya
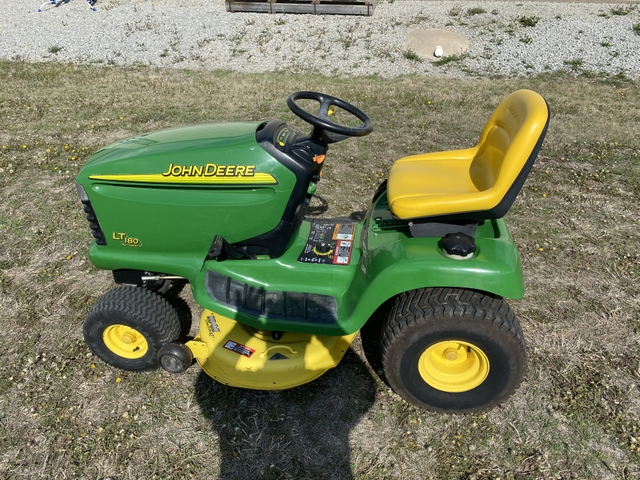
[75,121,304,279]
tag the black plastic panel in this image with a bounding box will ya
[205,271,338,324]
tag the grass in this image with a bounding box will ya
[1,61,640,479]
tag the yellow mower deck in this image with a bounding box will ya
[186,310,356,390]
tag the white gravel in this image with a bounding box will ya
[1,0,639,78]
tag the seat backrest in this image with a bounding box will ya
[469,89,549,218]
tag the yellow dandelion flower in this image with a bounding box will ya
[115,377,122,383]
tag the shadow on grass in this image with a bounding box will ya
[194,349,377,479]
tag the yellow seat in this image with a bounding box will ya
[387,89,549,220]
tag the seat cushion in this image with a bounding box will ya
[387,150,483,219]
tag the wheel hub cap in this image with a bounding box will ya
[418,340,489,392]
[103,325,149,359]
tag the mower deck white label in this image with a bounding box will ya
[223,340,255,358]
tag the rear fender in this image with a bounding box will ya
[345,218,525,331]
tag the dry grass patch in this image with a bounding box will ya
[0,61,639,479]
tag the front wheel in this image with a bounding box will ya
[83,286,181,371]
[381,288,527,413]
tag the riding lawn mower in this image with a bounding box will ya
[75,90,549,413]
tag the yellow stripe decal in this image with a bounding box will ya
[88,173,278,185]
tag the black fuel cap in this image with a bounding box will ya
[440,232,477,259]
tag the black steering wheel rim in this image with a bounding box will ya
[286,91,373,138]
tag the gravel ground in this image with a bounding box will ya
[1,0,639,78]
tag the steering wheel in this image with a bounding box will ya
[286,91,373,144]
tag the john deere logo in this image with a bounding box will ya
[162,163,256,178]
[89,163,277,185]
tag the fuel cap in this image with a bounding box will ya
[440,232,476,260]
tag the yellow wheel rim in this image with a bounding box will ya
[418,340,489,393]
[103,325,149,359]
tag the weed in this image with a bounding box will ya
[564,58,584,71]
[402,49,422,62]
[407,14,429,25]
[633,23,640,36]
[518,16,540,27]
[448,6,462,17]
[600,41,612,47]
[520,35,533,44]
[610,5,633,15]
[433,54,464,66]
[48,45,63,54]
[466,7,486,15]
[274,17,286,25]
[197,37,214,48]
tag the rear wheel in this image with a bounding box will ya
[381,288,527,413]
[83,286,181,371]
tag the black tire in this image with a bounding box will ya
[381,288,527,413]
[83,286,181,371]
